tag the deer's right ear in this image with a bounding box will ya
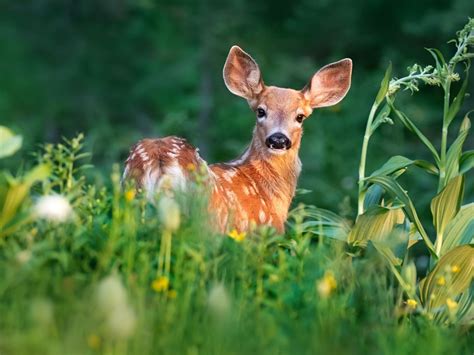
[223,46,264,100]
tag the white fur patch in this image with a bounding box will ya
[121,164,130,185]
[164,162,187,190]
[135,144,150,162]
[143,167,161,199]
[222,169,237,182]
[243,185,250,195]
[259,210,266,223]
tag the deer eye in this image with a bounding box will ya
[296,114,305,123]
[256,108,266,118]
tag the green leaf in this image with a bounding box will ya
[431,175,465,255]
[370,103,392,133]
[413,160,439,175]
[445,75,469,126]
[441,203,474,256]
[375,62,392,104]
[0,163,50,234]
[369,156,413,177]
[420,244,473,316]
[24,164,51,186]
[408,222,422,248]
[364,184,384,210]
[368,156,439,180]
[426,48,447,73]
[401,260,417,294]
[460,150,474,174]
[348,205,405,246]
[297,206,351,241]
[387,100,441,166]
[366,175,436,257]
[370,240,403,267]
[445,116,470,183]
[295,188,312,196]
[0,126,23,159]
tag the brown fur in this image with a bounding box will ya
[123,46,352,234]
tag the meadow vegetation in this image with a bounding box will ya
[0,14,473,355]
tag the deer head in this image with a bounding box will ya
[223,46,352,156]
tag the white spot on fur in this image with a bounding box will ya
[164,162,187,190]
[243,185,250,195]
[121,165,130,184]
[225,189,237,202]
[296,158,302,177]
[248,185,257,195]
[223,169,237,182]
[143,167,161,199]
[135,144,149,162]
[259,210,266,223]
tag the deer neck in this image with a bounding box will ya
[228,132,302,206]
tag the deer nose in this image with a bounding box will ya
[265,133,292,150]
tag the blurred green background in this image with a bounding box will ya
[1,0,473,215]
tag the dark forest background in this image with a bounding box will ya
[1,0,473,217]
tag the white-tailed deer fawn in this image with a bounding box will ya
[123,46,352,233]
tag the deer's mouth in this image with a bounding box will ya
[267,146,290,155]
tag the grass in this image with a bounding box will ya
[0,156,472,354]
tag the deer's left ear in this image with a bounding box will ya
[303,58,352,108]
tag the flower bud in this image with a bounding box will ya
[35,195,73,222]
[158,196,181,231]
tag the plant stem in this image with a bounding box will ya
[358,102,379,216]
[390,73,437,88]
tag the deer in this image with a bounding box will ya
[123,46,352,234]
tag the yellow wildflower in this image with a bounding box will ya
[151,276,169,292]
[406,299,417,310]
[186,163,196,172]
[227,229,246,242]
[436,276,446,286]
[167,289,177,299]
[317,271,337,298]
[87,334,101,350]
[451,265,460,273]
[446,298,458,311]
[124,189,136,202]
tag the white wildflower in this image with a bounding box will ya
[96,275,128,314]
[16,250,32,265]
[35,195,73,222]
[96,275,136,339]
[158,196,181,231]
[105,304,136,339]
[208,283,231,320]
